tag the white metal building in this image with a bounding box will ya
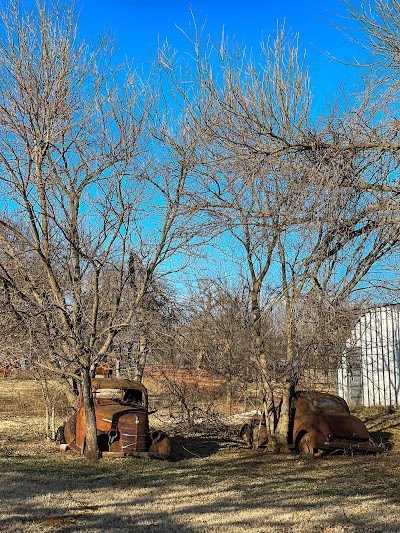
[336,304,400,406]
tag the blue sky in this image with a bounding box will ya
[79,0,363,100]
[76,0,373,292]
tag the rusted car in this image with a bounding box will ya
[290,391,384,454]
[241,391,384,455]
[57,378,171,459]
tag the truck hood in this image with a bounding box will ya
[324,413,370,440]
[96,403,145,416]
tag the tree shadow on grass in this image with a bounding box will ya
[1,448,400,532]
[171,434,228,460]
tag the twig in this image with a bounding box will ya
[180,444,202,458]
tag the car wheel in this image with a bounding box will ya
[298,433,314,455]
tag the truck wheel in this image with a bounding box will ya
[55,426,66,444]
[298,433,314,455]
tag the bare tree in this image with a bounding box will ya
[0,1,201,459]
[158,18,400,450]
[181,280,254,415]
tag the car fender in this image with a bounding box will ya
[294,423,325,449]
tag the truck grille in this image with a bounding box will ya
[119,413,148,452]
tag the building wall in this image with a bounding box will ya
[336,305,400,406]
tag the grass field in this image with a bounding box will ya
[1,380,400,533]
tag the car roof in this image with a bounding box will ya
[91,378,147,393]
[295,390,344,402]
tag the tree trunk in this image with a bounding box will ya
[273,380,292,452]
[226,377,233,416]
[81,368,100,460]
[274,319,296,453]
[264,386,280,452]
[250,283,280,450]
[130,307,148,382]
[131,332,147,382]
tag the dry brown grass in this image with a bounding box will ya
[1,379,400,533]
[352,404,400,452]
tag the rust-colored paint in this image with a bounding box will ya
[94,362,112,378]
[59,378,171,460]
[240,391,384,455]
[290,391,384,454]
